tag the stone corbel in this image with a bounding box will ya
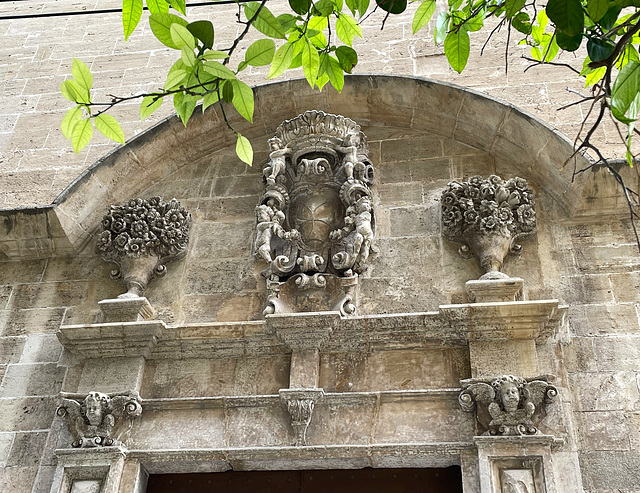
[51,446,129,493]
[279,388,325,446]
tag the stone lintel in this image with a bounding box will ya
[99,296,155,323]
[465,278,524,303]
[52,446,128,493]
[439,299,560,341]
[57,321,165,359]
[474,434,563,451]
[266,311,341,351]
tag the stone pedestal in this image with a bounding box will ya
[50,446,146,493]
[98,297,155,323]
[474,435,565,493]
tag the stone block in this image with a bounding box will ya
[569,303,640,336]
[381,137,443,163]
[11,281,89,310]
[76,357,145,394]
[41,256,112,282]
[181,293,263,323]
[191,220,254,260]
[574,411,631,451]
[593,336,640,371]
[0,336,26,365]
[0,260,47,285]
[2,308,66,337]
[31,465,56,493]
[0,466,39,493]
[19,334,62,363]
[6,431,47,467]
[580,451,640,491]
[226,403,290,448]
[568,371,640,412]
[310,400,375,446]
[0,363,65,397]
[0,432,14,465]
[559,274,614,305]
[0,397,57,432]
[611,271,640,303]
[561,337,597,372]
[0,286,11,310]
[388,205,433,237]
[185,258,257,295]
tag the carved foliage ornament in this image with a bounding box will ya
[96,197,191,298]
[441,175,536,279]
[56,391,143,448]
[255,111,375,315]
[459,375,557,436]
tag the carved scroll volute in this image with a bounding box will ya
[255,111,376,316]
[279,388,324,446]
[96,197,191,298]
[441,175,536,280]
[56,391,143,448]
[459,375,557,436]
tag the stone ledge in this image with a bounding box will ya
[128,442,476,474]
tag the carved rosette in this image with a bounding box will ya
[96,197,191,298]
[56,391,143,448]
[279,388,324,446]
[441,175,536,280]
[459,375,557,436]
[255,111,375,315]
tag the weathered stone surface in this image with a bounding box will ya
[18,334,62,363]
[568,371,640,412]
[6,431,47,466]
[0,363,65,397]
[0,397,57,432]
[580,451,640,491]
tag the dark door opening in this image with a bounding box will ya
[146,467,463,493]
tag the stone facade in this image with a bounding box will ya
[1,3,640,492]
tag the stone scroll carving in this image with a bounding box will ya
[441,175,536,280]
[96,197,191,298]
[279,388,324,446]
[255,111,375,315]
[459,375,557,436]
[56,391,142,448]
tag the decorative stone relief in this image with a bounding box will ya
[501,468,536,493]
[255,111,375,315]
[279,388,324,446]
[96,197,191,298]
[56,391,143,448]
[459,375,557,436]
[441,175,536,280]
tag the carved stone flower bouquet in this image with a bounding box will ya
[96,197,191,298]
[441,175,536,279]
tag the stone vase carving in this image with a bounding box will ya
[255,111,375,315]
[96,197,191,298]
[56,391,143,448]
[279,388,324,446]
[459,375,557,436]
[441,176,536,280]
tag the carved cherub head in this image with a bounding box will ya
[256,204,275,223]
[84,392,110,426]
[355,197,372,214]
[492,375,526,413]
[343,131,361,147]
[268,137,284,151]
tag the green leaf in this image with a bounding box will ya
[169,0,186,16]
[122,0,143,41]
[540,33,560,61]
[336,13,363,46]
[346,0,357,15]
[268,42,295,79]
[587,0,609,22]
[301,39,320,87]
[464,9,485,32]
[511,12,532,35]
[61,106,83,139]
[315,71,330,91]
[146,0,169,14]
[617,44,640,70]
[313,0,335,16]
[444,29,470,73]
[187,20,214,49]
[230,79,254,123]
[236,133,253,166]
[320,54,344,92]
[149,13,189,49]
[505,0,525,18]
[60,80,79,102]
[171,23,196,50]
[181,47,196,66]
[277,14,298,32]
[95,114,125,144]
[598,5,621,30]
[245,39,276,66]
[71,58,93,92]
[173,92,197,126]
[164,68,187,89]
[61,79,90,104]
[587,36,615,62]
[612,61,640,121]
[412,0,436,34]
[556,30,583,51]
[140,95,163,120]
[375,0,407,14]
[434,11,449,44]
[356,0,370,16]
[202,90,220,112]
[221,80,234,102]
[336,45,358,73]
[70,118,93,154]
[244,2,287,39]
[203,50,229,60]
[546,0,584,36]
[203,60,237,79]
[289,0,312,15]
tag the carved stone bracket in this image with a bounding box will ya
[255,111,376,315]
[279,388,324,446]
[56,391,142,448]
[459,375,558,436]
[96,197,191,299]
[441,175,536,280]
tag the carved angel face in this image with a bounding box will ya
[500,382,521,412]
[84,392,109,426]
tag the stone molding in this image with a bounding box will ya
[459,376,558,436]
[57,321,165,359]
[96,197,191,299]
[466,277,524,303]
[98,296,155,323]
[57,391,143,448]
[279,388,325,446]
[266,311,341,351]
[52,446,129,493]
